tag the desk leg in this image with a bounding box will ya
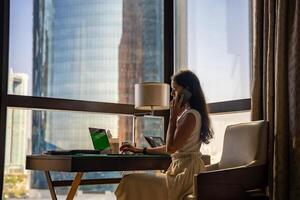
[66,172,84,200]
[44,171,57,200]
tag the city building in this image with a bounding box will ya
[32,0,122,191]
[5,69,29,173]
[31,0,164,193]
[118,0,164,145]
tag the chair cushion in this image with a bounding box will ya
[219,121,268,169]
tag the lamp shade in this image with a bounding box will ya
[135,83,170,111]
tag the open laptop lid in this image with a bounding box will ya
[89,128,111,151]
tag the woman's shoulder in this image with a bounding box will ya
[185,108,201,119]
[178,108,201,122]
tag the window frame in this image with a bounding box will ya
[0,0,251,195]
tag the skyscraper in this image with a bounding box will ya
[32,0,122,190]
[32,0,164,193]
[118,0,164,144]
[5,69,29,173]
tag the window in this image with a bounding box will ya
[2,0,169,199]
[3,109,164,199]
[175,0,251,163]
[9,0,164,104]
[0,0,253,198]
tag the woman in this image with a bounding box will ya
[115,70,213,200]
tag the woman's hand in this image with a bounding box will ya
[170,95,185,120]
[120,144,142,154]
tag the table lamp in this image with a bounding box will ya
[134,82,170,115]
[132,83,170,146]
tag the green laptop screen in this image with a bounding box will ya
[90,129,110,150]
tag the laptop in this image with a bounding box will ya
[42,128,111,155]
[144,136,165,147]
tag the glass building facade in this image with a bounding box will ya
[31,0,164,193]
[5,70,29,172]
[33,0,122,149]
[118,0,164,144]
[32,0,123,191]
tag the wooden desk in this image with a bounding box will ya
[26,154,171,200]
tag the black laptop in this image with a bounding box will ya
[43,127,110,155]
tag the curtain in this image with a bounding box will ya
[251,0,300,199]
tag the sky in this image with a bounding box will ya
[187,0,250,102]
[9,0,33,93]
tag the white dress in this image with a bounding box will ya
[115,108,205,200]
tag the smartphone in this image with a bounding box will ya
[179,88,192,106]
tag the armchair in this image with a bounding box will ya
[186,120,269,200]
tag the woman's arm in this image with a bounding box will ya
[120,100,196,155]
[120,112,195,155]
[165,95,197,154]
[119,144,168,154]
[166,113,196,154]
[166,116,177,153]
[144,145,167,154]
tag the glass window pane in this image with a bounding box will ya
[9,0,164,104]
[201,111,251,164]
[4,108,164,199]
[135,115,165,148]
[175,0,250,102]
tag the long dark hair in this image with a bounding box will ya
[172,70,213,144]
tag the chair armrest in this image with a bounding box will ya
[197,164,267,190]
[193,165,267,199]
[205,163,219,171]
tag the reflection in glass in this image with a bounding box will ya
[135,115,165,149]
